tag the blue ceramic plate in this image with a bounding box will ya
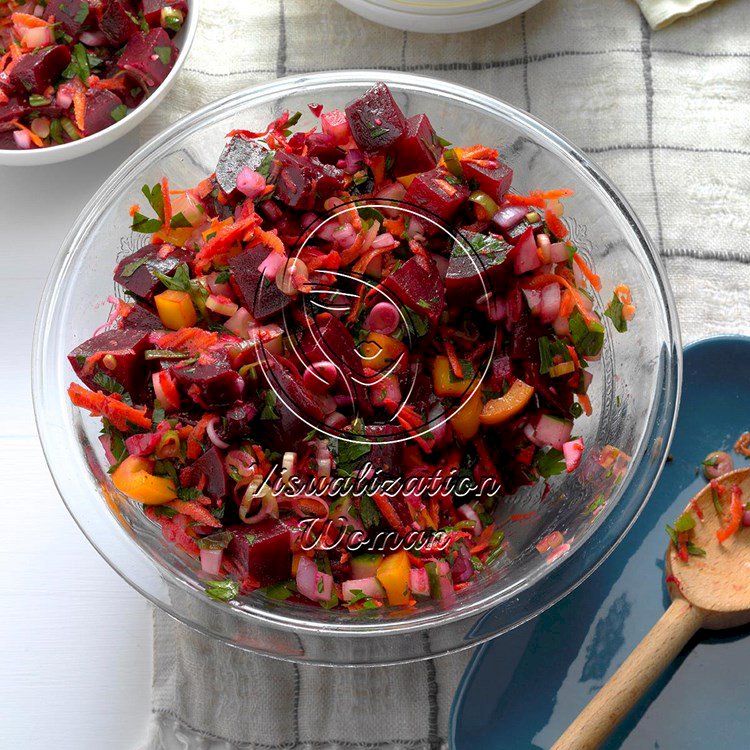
[451,336,750,750]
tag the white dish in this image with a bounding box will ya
[0,0,199,167]
[334,0,541,33]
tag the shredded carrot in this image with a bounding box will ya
[168,500,222,528]
[735,432,750,457]
[67,383,151,432]
[371,492,410,535]
[505,191,545,209]
[573,253,602,292]
[383,215,405,236]
[186,436,202,460]
[161,177,172,230]
[339,231,366,266]
[544,208,569,239]
[459,144,499,162]
[717,484,743,544]
[254,226,286,255]
[470,524,495,554]
[443,340,464,379]
[509,512,537,522]
[72,88,86,132]
[10,11,47,28]
[522,273,597,324]
[129,203,140,217]
[156,327,219,355]
[351,242,397,275]
[10,119,43,148]
[87,74,128,93]
[559,289,575,318]
[368,155,386,186]
[194,215,260,269]
[542,188,575,200]
[578,393,592,416]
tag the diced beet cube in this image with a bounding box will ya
[404,169,469,231]
[68,328,149,398]
[262,353,325,428]
[225,519,291,586]
[117,28,177,88]
[121,302,163,330]
[44,0,91,38]
[345,82,407,154]
[8,45,71,95]
[0,96,31,125]
[299,312,372,417]
[363,424,402,477]
[214,135,269,195]
[0,130,19,149]
[381,256,445,326]
[100,0,142,45]
[446,231,513,302]
[228,246,291,322]
[217,402,257,443]
[392,114,442,177]
[181,446,228,499]
[142,0,188,26]
[305,131,342,165]
[114,244,193,300]
[172,351,244,407]
[462,158,513,202]
[273,151,346,210]
[82,88,125,136]
[503,213,544,244]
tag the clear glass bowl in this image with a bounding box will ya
[33,71,681,666]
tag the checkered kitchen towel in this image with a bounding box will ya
[143,1,750,748]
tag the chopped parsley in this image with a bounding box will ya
[604,292,628,333]
[260,390,279,420]
[204,578,239,602]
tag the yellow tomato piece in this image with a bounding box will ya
[359,332,407,372]
[396,173,418,189]
[155,289,198,330]
[432,355,475,398]
[376,550,411,606]
[479,379,535,426]
[112,455,177,505]
[449,389,483,441]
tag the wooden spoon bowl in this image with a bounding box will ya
[553,468,750,750]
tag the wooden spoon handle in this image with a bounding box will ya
[552,598,703,750]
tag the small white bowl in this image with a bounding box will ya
[0,0,199,166]
[334,0,541,33]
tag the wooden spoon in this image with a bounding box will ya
[553,468,750,750]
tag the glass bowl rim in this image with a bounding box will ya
[32,69,682,644]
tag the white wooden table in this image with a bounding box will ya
[0,134,153,750]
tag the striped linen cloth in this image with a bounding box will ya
[143,1,750,748]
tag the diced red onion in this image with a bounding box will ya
[435,560,456,604]
[369,376,401,407]
[22,25,53,49]
[343,148,364,174]
[371,232,395,250]
[522,288,542,313]
[332,222,356,247]
[206,272,233,298]
[152,371,179,411]
[276,258,308,296]
[549,242,569,263]
[457,504,483,537]
[539,283,561,323]
[13,130,32,149]
[375,182,406,215]
[366,301,400,334]
[236,167,266,199]
[406,216,425,239]
[258,249,287,281]
[225,450,257,478]
[302,361,338,393]
[79,30,108,46]
[206,294,238,317]
[56,87,73,110]
[492,203,527,231]
[207,417,230,450]
[514,230,542,275]
[33,4,44,16]
[430,252,449,278]
[342,577,385,601]
[563,437,585,473]
[296,556,333,603]
[125,431,162,457]
[225,307,253,339]
[553,315,570,337]
[200,549,223,576]
[533,415,573,450]
[410,568,430,598]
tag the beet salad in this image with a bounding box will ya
[67,82,634,610]
[0,0,187,149]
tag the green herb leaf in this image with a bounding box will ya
[666,525,679,547]
[141,183,165,221]
[153,263,192,292]
[154,45,173,65]
[260,390,279,420]
[535,448,566,479]
[604,292,628,333]
[73,1,90,24]
[286,111,302,127]
[687,542,706,557]
[204,578,239,602]
[357,206,385,225]
[130,212,164,234]
[152,505,177,518]
[170,211,192,229]
[177,486,202,501]
[197,530,233,550]
[120,256,148,277]
[92,371,128,399]
[111,104,128,122]
[358,495,381,528]
[29,94,51,107]
[264,580,296,600]
[569,309,605,358]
